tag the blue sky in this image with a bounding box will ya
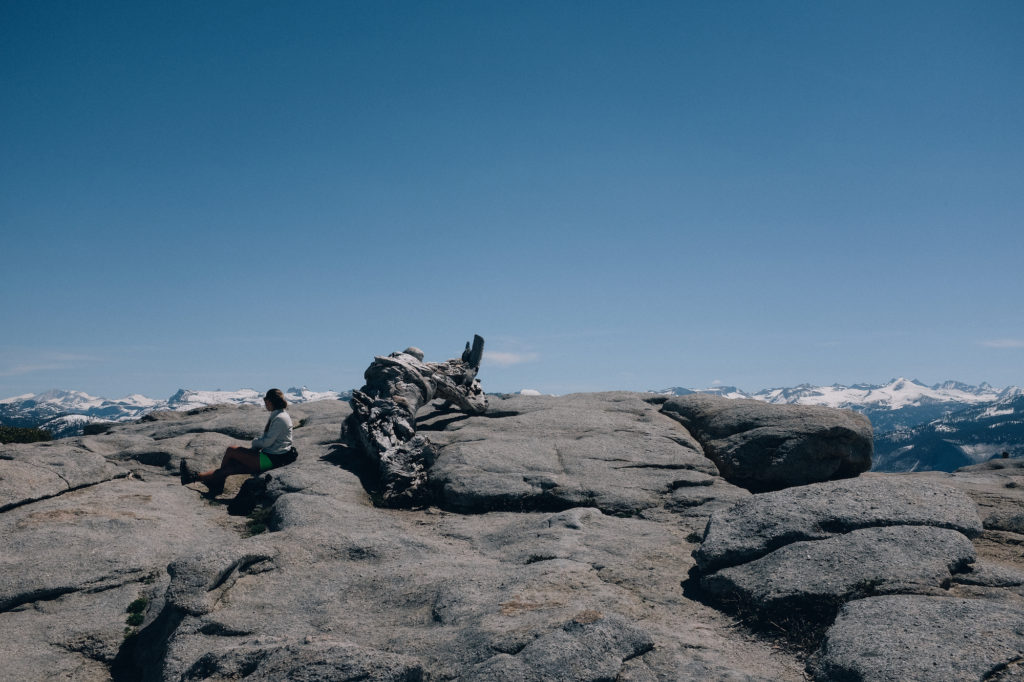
[2,1,1022,399]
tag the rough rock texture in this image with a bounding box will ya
[809,595,1024,681]
[661,393,872,491]
[701,526,976,619]
[2,391,1022,681]
[424,392,733,517]
[343,337,488,506]
[179,639,425,681]
[693,475,983,574]
[0,454,241,680]
[0,442,125,512]
[469,615,654,681]
[684,468,1024,679]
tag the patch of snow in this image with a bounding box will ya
[0,393,36,405]
[961,443,1013,463]
[982,406,1015,418]
[285,386,343,402]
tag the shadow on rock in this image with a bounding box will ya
[225,475,271,517]
[321,443,383,502]
[681,564,837,655]
[110,601,185,682]
[416,413,471,432]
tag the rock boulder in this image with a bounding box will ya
[661,394,872,492]
[693,475,983,574]
[809,595,1024,681]
[701,525,976,622]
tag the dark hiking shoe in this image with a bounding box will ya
[179,459,198,485]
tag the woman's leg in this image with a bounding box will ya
[199,446,261,493]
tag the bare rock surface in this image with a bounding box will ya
[425,392,727,517]
[179,638,426,681]
[0,470,241,680]
[701,525,976,620]
[958,455,1024,474]
[685,468,1024,679]
[102,403,270,442]
[468,614,654,681]
[661,393,872,491]
[3,391,1022,681]
[0,442,125,511]
[694,475,983,574]
[809,595,1024,681]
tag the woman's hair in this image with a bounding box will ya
[264,388,288,410]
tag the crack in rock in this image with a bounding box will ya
[1,471,129,514]
[0,569,151,614]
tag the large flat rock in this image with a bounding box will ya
[425,392,729,516]
[0,580,152,682]
[0,474,241,682]
[809,595,1024,681]
[661,394,872,492]
[694,475,983,574]
[688,470,1006,671]
[0,476,240,613]
[0,442,126,511]
[701,526,976,621]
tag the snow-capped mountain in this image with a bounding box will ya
[6,379,1022,470]
[0,387,349,438]
[0,390,161,428]
[873,392,1024,472]
[656,378,1023,472]
[658,378,1012,432]
[164,387,343,410]
[660,385,751,400]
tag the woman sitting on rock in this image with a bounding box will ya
[180,388,297,496]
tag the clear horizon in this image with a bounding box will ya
[3,2,1022,399]
[3,374,1019,404]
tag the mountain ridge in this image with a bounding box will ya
[658,378,1024,470]
[0,386,349,438]
[3,379,1022,470]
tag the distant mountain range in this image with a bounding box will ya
[4,379,1023,472]
[0,387,349,438]
[657,378,1024,472]
[871,393,1024,472]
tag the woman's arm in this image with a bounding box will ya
[252,413,286,451]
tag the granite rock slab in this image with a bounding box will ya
[425,392,726,516]
[661,393,872,491]
[808,595,1024,681]
[179,638,425,681]
[0,442,126,511]
[0,476,240,614]
[468,614,654,681]
[694,475,983,574]
[701,525,976,621]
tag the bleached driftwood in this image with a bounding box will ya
[343,335,487,506]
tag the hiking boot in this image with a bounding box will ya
[179,459,198,485]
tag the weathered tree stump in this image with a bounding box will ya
[342,335,487,506]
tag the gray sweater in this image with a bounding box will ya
[251,409,293,454]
